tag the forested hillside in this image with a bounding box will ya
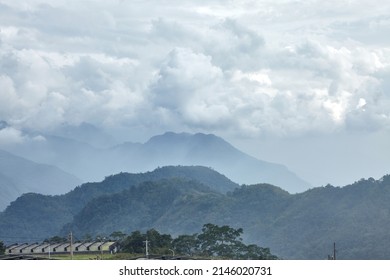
[1,166,390,259]
[2,131,310,193]
[0,166,236,243]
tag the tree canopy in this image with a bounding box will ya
[118,224,277,259]
[0,241,5,255]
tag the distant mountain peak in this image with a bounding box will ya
[1,129,311,194]
[139,131,310,192]
[146,131,192,143]
[146,131,232,148]
[50,122,117,148]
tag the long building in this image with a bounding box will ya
[5,241,117,255]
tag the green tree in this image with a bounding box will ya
[172,234,198,256]
[121,231,145,254]
[197,223,244,257]
[146,229,173,255]
[196,224,277,259]
[0,240,5,255]
[237,244,278,260]
[119,229,174,255]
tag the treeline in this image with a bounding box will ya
[48,224,278,260]
[0,241,5,255]
[119,223,277,259]
[5,165,390,259]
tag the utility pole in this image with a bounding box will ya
[327,242,337,260]
[143,240,150,259]
[100,237,105,260]
[69,232,73,260]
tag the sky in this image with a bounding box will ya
[0,0,389,186]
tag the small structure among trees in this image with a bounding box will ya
[1,224,277,260]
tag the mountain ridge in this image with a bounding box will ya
[0,165,237,243]
[115,131,311,193]
[1,166,390,259]
[1,128,310,193]
[0,149,82,210]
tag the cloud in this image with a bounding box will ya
[0,75,18,119]
[0,127,25,145]
[149,47,235,131]
[151,48,223,108]
[0,48,70,130]
[1,0,390,188]
[0,125,45,146]
[0,0,389,141]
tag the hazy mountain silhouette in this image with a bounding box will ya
[0,149,82,210]
[50,122,117,148]
[113,132,311,193]
[1,127,310,193]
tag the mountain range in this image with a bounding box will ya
[111,132,310,192]
[0,166,236,244]
[1,124,311,194]
[1,165,390,260]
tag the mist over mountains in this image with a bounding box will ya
[3,123,389,259]
[0,123,311,196]
[111,131,310,192]
[0,149,81,210]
